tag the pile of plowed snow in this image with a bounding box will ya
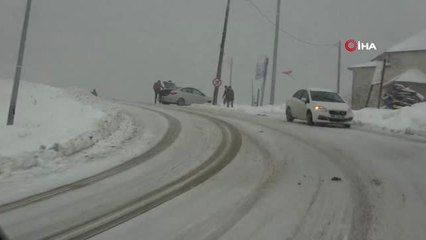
[353,103,426,137]
[0,79,132,177]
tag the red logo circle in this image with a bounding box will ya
[345,39,358,52]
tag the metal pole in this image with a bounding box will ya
[270,0,281,105]
[256,89,260,107]
[260,57,269,106]
[229,57,233,86]
[337,40,341,94]
[377,58,387,109]
[7,0,33,125]
[365,85,374,108]
[213,0,231,105]
[251,78,254,106]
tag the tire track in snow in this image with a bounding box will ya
[171,119,277,240]
[245,119,373,240]
[36,106,242,240]
[184,108,373,240]
[0,107,181,214]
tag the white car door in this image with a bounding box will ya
[291,89,307,119]
[294,90,309,119]
[191,88,207,104]
[179,88,195,104]
[288,90,302,118]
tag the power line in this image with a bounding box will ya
[245,0,337,48]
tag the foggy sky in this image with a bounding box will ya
[1,0,426,104]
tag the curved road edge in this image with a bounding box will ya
[41,109,242,240]
[0,107,181,214]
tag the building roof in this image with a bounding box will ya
[384,68,426,86]
[348,61,380,69]
[308,88,335,93]
[348,60,391,70]
[373,29,426,60]
[386,29,426,53]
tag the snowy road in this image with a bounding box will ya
[1,103,426,240]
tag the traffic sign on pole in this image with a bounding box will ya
[213,0,231,105]
[212,78,222,87]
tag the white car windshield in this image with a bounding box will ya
[310,91,344,103]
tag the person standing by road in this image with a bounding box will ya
[227,86,235,108]
[222,86,229,106]
[153,80,163,104]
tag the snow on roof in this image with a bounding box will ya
[348,60,391,70]
[348,61,379,69]
[308,88,335,92]
[387,29,426,53]
[384,68,426,86]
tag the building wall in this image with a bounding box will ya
[351,67,375,109]
[351,51,426,109]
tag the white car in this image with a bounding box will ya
[161,87,212,106]
[285,88,353,127]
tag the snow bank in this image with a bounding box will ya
[0,79,132,178]
[353,103,426,137]
[191,103,286,116]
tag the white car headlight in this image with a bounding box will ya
[313,105,327,112]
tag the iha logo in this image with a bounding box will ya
[344,39,377,52]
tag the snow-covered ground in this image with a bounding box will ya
[1,98,425,239]
[0,79,166,203]
[193,103,426,138]
[353,103,426,137]
[1,79,108,176]
[93,105,426,240]
[192,103,286,117]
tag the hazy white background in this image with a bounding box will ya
[1,0,426,104]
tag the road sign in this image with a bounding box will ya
[212,78,222,87]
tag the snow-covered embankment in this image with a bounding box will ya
[0,79,134,178]
[353,103,426,137]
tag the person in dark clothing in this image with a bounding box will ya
[91,89,98,97]
[222,86,229,106]
[0,226,9,240]
[153,80,163,104]
[226,86,234,108]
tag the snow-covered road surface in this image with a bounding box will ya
[93,104,426,240]
[0,104,242,240]
[1,103,425,240]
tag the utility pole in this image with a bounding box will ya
[213,0,231,105]
[229,57,233,86]
[251,78,254,106]
[377,59,387,109]
[7,0,33,125]
[270,0,281,105]
[260,57,269,106]
[256,89,261,107]
[337,40,342,94]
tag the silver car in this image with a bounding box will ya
[161,87,212,106]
